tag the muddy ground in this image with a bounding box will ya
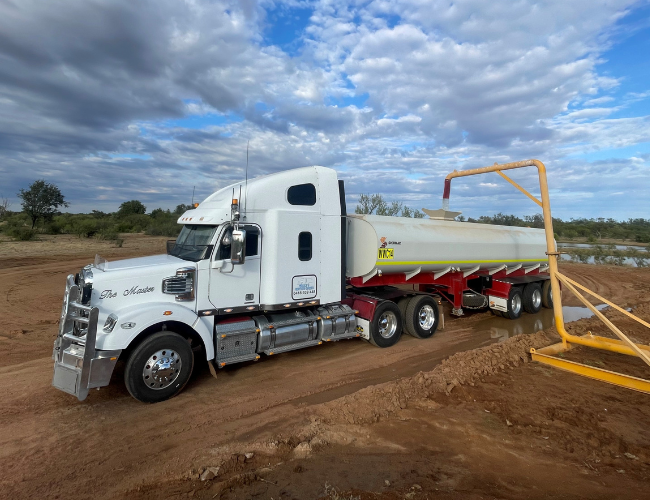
[1,235,649,499]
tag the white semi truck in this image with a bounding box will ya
[53,166,552,403]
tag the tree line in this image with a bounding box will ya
[1,184,648,245]
[0,180,191,241]
[356,193,650,244]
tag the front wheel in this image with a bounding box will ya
[125,331,194,403]
[369,301,403,348]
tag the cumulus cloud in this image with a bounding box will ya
[0,0,648,219]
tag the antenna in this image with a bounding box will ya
[191,185,195,205]
[245,140,249,218]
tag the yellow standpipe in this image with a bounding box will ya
[443,159,650,393]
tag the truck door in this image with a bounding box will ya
[208,224,261,311]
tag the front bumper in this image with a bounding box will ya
[52,275,121,401]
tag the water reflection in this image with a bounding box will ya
[557,243,648,267]
[479,304,608,342]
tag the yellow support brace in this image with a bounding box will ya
[443,159,650,394]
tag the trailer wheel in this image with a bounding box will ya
[522,283,543,314]
[124,331,194,403]
[398,297,410,323]
[542,280,553,308]
[369,301,403,348]
[504,287,523,320]
[404,295,439,339]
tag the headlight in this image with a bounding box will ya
[103,313,118,333]
[162,267,196,301]
[79,266,94,304]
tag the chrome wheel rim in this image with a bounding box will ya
[378,311,398,339]
[511,294,522,315]
[532,289,542,309]
[143,349,181,390]
[418,305,436,330]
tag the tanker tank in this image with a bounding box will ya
[346,214,550,280]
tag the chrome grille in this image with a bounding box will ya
[162,275,192,294]
[162,267,196,301]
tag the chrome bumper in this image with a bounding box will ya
[52,275,121,401]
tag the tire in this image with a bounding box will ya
[404,295,439,339]
[542,280,553,309]
[522,283,543,314]
[503,287,523,320]
[397,297,410,323]
[369,301,403,348]
[125,331,194,403]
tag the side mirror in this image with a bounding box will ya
[230,229,246,265]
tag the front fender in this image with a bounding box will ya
[96,302,214,360]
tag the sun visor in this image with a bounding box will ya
[177,206,231,225]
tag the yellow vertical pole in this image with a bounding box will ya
[533,160,567,345]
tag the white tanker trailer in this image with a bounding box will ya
[52,166,553,403]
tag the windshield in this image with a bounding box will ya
[167,225,218,262]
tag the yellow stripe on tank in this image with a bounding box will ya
[375,258,549,266]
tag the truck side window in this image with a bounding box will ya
[245,231,259,257]
[288,184,316,206]
[217,229,232,260]
[298,232,312,261]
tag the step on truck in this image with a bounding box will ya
[52,166,552,403]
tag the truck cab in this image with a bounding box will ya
[52,167,359,403]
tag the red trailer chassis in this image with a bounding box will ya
[346,265,549,320]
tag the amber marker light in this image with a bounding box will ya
[163,311,173,316]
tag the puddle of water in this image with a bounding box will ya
[470,304,608,342]
[558,243,648,252]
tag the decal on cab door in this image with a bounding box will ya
[292,275,317,300]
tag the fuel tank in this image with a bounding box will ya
[346,214,549,279]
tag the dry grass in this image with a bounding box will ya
[0,233,168,261]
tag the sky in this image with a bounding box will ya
[0,0,649,219]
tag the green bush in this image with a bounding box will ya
[72,218,98,238]
[116,213,150,233]
[8,226,38,241]
[146,219,181,237]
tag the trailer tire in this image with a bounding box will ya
[504,287,523,320]
[124,331,194,403]
[369,301,403,348]
[522,283,543,314]
[398,297,410,323]
[404,295,439,339]
[542,280,553,308]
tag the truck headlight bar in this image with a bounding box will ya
[162,267,196,301]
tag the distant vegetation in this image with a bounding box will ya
[458,213,650,244]
[1,180,191,243]
[355,194,425,218]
